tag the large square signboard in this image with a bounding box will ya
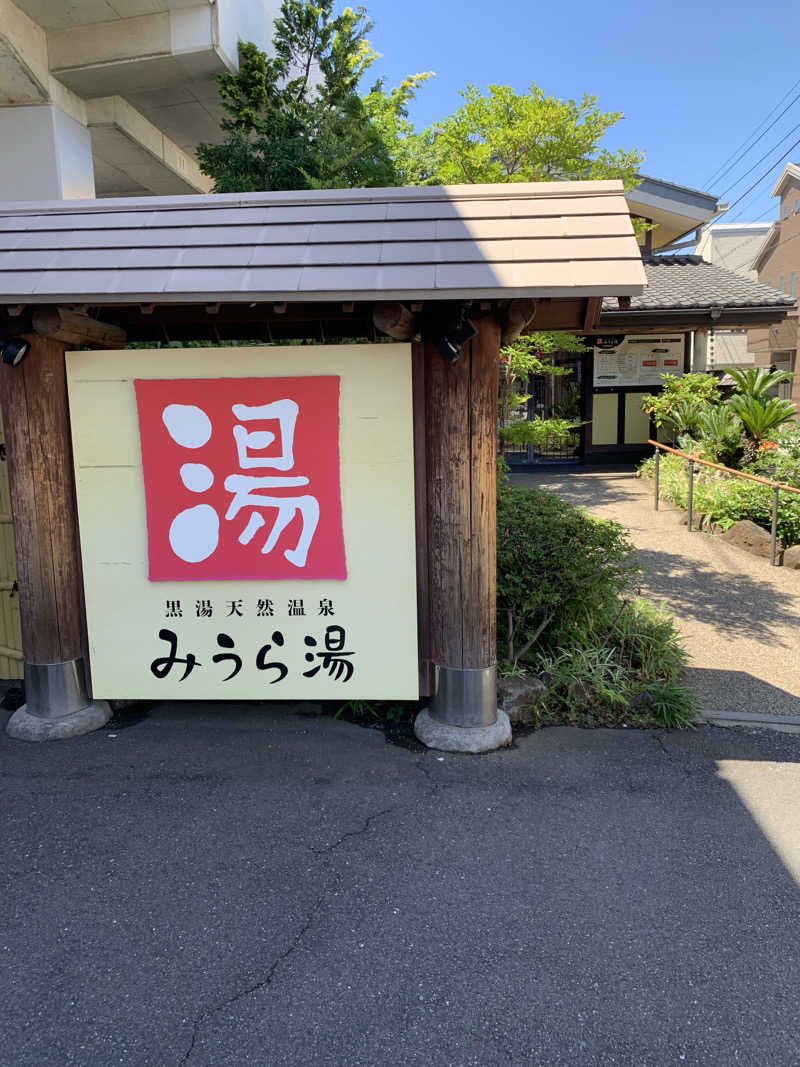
[67,345,419,700]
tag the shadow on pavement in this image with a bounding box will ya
[511,467,638,509]
[687,666,800,717]
[637,547,797,642]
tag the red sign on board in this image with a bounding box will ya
[135,376,346,581]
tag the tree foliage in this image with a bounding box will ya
[197,3,432,192]
[198,2,644,197]
[499,334,583,427]
[641,373,721,440]
[425,82,643,187]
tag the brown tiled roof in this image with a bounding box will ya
[0,182,645,305]
[602,254,795,312]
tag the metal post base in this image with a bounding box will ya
[429,665,499,727]
[414,664,512,753]
[6,659,111,742]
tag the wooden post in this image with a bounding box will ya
[0,333,108,739]
[417,313,508,741]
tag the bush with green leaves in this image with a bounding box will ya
[500,417,582,451]
[497,486,638,662]
[496,485,696,727]
[640,452,800,546]
[770,423,800,461]
[712,479,800,546]
[696,405,743,467]
[641,373,721,441]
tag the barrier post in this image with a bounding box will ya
[654,448,660,511]
[771,485,780,566]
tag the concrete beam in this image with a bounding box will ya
[14,2,207,32]
[86,95,212,195]
[47,7,230,98]
[0,0,49,104]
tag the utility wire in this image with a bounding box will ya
[705,76,800,187]
[709,133,800,228]
[708,86,800,191]
[718,119,800,199]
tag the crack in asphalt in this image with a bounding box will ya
[653,731,693,776]
[178,758,439,1064]
[308,805,398,855]
[177,884,331,1067]
[655,732,672,760]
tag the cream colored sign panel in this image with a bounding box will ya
[593,335,685,387]
[67,345,418,700]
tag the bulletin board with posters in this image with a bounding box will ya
[593,335,685,388]
[66,345,419,700]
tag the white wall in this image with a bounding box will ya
[696,226,770,279]
[0,104,94,200]
[216,0,279,69]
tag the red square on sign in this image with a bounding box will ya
[134,377,346,581]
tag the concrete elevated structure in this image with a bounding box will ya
[0,0,279,199]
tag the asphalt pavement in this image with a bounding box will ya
[3,703,800,1066]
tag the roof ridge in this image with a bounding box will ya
[0,181,626,218]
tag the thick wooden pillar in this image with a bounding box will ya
[420,314,500,729]
[0,334,103,736]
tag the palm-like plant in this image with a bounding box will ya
[726,366,794,400]
[664,397,706,439]
[726,393,797,464]
[697,405,743,466]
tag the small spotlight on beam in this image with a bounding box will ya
[0,336,30,367]
[433,314,478,364]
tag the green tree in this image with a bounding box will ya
[196,2,429,192]
[423,82,643,188]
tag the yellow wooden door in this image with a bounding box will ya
[0,408,23,678]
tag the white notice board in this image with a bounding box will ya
[593,335,685,387]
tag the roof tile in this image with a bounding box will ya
[601,254,795,312]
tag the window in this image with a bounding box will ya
[779,275,785,291]
[792,273,797,298]
[785,205,790,219]
[795,199,800,214]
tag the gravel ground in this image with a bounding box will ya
[511,466,800,720]
[4,704,800,1066]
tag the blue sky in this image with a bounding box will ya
[362,0,800,223]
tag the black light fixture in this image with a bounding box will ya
[0,335,30,367]
[433,304,478,364]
